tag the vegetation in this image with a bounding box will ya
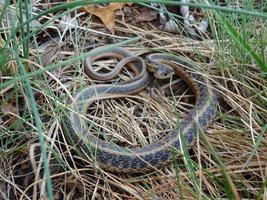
[0,0,266,199]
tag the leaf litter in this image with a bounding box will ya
[0,1,266,199]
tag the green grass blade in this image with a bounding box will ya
[11,45,54,199]
[214,12,266,72]
[0,36,141,90]
[8,0,267,36]
[199,128,240,199]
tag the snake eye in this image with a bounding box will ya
[153,64,175,79]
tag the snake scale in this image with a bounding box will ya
[66,47,217,173]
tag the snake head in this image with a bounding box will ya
[153,63,175,79]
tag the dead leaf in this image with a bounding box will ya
[58,14,79,32]
[135,8,158,23]
[40,42,60,66]
[1,102,19,125]
[1,102,17,113]
[83,3,132,34]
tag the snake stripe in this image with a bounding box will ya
[66,48,217,173]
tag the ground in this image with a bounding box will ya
[0,1,266,199]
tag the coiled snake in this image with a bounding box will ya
[66,47,217,173]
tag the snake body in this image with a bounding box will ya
[66,47,217,173]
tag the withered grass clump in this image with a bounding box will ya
[0,1,266,199]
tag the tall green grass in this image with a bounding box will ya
[1,1,266,199]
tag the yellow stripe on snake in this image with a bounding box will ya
[66,47,217,173]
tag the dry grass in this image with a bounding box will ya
[0,1,267,200]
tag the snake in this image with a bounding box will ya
[66,47,217,173]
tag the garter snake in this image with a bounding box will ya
[66,47,217,173]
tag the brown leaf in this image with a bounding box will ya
[1,102,19,125]
[1,102,17,114]
[41,42,60,66]
[135,8,158,23]
[83,3,132,34]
